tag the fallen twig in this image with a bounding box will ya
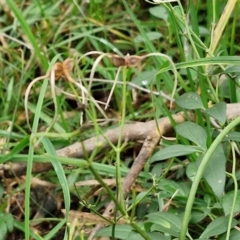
[1,112,192,178]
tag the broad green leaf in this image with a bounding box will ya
[150,224,179,238]
[144,222,153,232]
[205,102,227,124]
[176,121,207,149]
[134,31,162,43]
[95,225,133,239]
[146,212,182,230]
[136,191,148,202]
[197,145,226,198]
[222,190,240,215]
[176,92,205,110]
[150,145,202,163]
[1,213,13,232]
[186,162,198,181]
[5,214,14,232]
[0,212,14,240]
[151,163,163,177]
[218,229,240,240]
[146,212,181,237]
[190,210,208,224]
[222,65,240,74]
[158,179,190,196]
[222,131,240,142]
[200,216,238,239]
[151,218,170,229]
[0,223,7,240]
[149,6,168,21]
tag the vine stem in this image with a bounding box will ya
[180,115,240,239]
[226,142,238,240]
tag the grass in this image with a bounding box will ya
[1,0,240,239]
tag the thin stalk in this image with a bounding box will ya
[88,164,126,215]
[226,142,238,240]
[130,222,151,240]
[208,0,216,53]
[116,67,128,211]
[229,3,239,103]
[24,79,49,239]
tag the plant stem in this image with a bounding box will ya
[226,142,238,240]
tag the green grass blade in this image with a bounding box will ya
[6,0,48,70]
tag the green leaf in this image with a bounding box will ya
[150,145,202,163]
[128,231,170,240]
[186,162,198,181]
[0,212,14,240]
[205,102,227,124]
[222,190,240,215]
[95,225,133,239]
[6,0,48,70]
[5,214,14,232]
[190,210,208,224]
[41,137,69,237]
[158,179,190,196]
[146,212,181,237]
[0,223,7,240]
[197,145,226,198]
[175,92,205,110]
[151,163,163,177]
[200,216,238,239]
[176,121,207,149]
[218,229,240,240]
[134,31,162,43]
[146,212,182,229]
[151,224,179,238]
[149,6,168,21]
[0,136,29,164]
[222,132,240,141]
[222,65,240,74]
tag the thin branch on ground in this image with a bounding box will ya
[1,112,192,177]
